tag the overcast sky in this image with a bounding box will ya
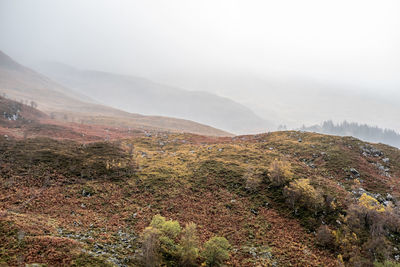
[1,0,399,129]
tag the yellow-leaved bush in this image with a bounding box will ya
[283,178,323,211]
[358,193,385,213]
[268,159,293,187]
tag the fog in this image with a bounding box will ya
[1,0,399,132]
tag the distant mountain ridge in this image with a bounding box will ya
[35,62,273,134]
[0,50,231,136]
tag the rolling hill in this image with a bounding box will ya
[1,96,400,266]
[0,50,230,137]
[34,62,272,134]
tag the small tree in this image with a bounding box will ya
[150,214,166,229]
[179,222,199,266]
[202,236,230,267]
[268,159,293,186]
[161,220,182,239]
[140,226,161,267]
[149,215,181,259]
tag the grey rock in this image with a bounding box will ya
[350,168,360,177]
[250,209,259,215]
[82,189,91,197]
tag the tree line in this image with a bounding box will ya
[301,120,400,148]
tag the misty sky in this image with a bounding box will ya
[1,0,399,130]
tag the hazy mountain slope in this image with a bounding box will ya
[0,51,231,136]
[35,62,272,134]
[155,72,400,133]
[0,51,96,107]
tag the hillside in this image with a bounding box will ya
[0,51,231,137]
[1,100,400,266]
[34,62,272,134]
[0,95,145,142]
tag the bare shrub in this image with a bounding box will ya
[244,169,262,192]
[316,225,334,248]
[140,226,161,267]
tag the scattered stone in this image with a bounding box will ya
[350,168,360,178]
[243,245,273,263]
[374,162,390,177]
[360,145,384,157]
[303,159,316,169]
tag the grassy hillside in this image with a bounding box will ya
[1,118,400,266]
